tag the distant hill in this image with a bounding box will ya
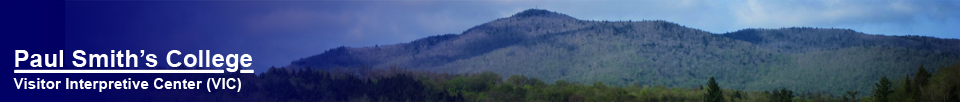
[288,9,960,95]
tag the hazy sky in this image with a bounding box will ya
[65,0,960,71]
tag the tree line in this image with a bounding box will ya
[132,62,960,102]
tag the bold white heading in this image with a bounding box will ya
[14,50,252,73]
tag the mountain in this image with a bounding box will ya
[287,9,960,95]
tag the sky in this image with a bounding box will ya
[63,0,960,72]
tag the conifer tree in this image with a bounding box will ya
[902,76,914,101]
[913,65,931,100]
[704,77,724,102]
[914,65,931,86]
[874,77,893,102]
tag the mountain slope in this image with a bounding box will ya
[288,9,960,95]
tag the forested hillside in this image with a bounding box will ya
[288,9,960,95]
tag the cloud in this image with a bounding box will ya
[719,0,958,37]
[730,0,955,27]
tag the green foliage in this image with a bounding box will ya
[161,62,960,102]
[914,65,931,87]
[770,88,794,102]
[705,77,725,102]
[845,91,859,102]
[732,90,744,100]
[911,65,931,101]
[896,76,915,102]
[874,77,894,102]
[865,62,960,102]
[919,61,960,102]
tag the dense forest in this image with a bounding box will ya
[131,61,960,102]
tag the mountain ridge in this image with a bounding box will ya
[287,9,960,95]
